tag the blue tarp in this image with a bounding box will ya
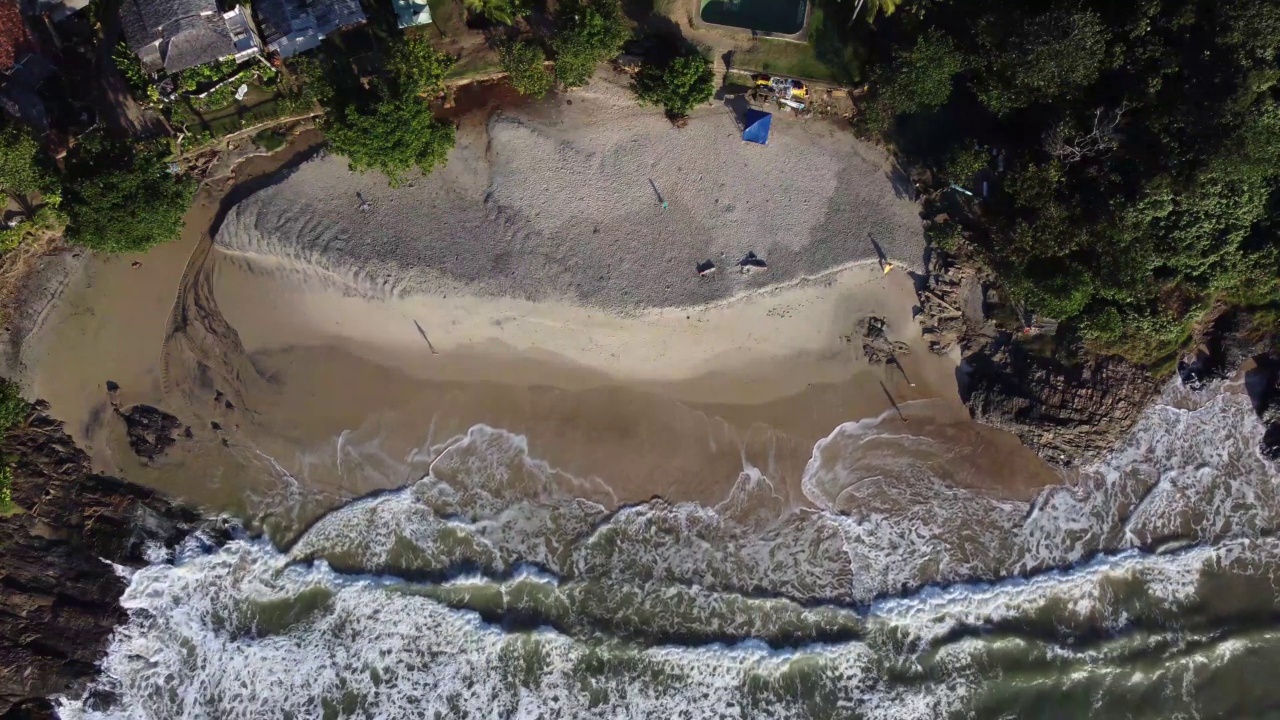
[742,109,772,145]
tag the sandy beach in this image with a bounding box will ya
[11,77,1060,527]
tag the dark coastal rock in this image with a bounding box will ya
[114,404,183,461]
[960,344,1159,466]
[0,406,218,717]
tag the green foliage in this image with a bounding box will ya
[387,35,456,96]
[0,121,53,200]
[869,0,1280,364]
[325,97,456,186]
[942,146,988,187]
[62,138,196,253]
[0,380,28,434]
[0,206,68,254]
[500,40,553,99]
[633,51,715,119]
[0,463,13,513]
[174,57,241,94]
[974,9,1110,114]
[113,42,159,103]
[866,29,965,131]
[552,0,630,88]
[463,0,528,25]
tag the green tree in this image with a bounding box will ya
[0,121,54,213]
[326,97,456,186]
[552,0,630,88]
[463,0,528,25]
[975,9,1110,114]
[387,35,457,96]
[634,51,715,119]
[868,28,967,128]
[942,146,988,187]
[500,40,553,99]
[62,139,196,253]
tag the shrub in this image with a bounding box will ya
[463,0,529,25]
[552,0,630,88]
[387,35,457,96]
[633,51,715,119]
[500,40,553,98]
[325,97,456,186]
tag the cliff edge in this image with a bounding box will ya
[0,404,213,718]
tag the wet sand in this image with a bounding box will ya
[15,103,1064,533]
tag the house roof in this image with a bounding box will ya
[255,0,364,57]
[0,0,38,70]
[119,0,237,73]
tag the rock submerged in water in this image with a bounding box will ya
[115,404,184,461]
[960,343,1158,466]
[0,406,223,717]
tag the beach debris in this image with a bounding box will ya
[860,316,912,364]
[739,251,768,274]
[131,261,142,268]
[210,421,222,431]
[413,320,440,354]
[357,192,373,213]
[696,260,717,276]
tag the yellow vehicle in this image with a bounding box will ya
[753,74,772,88]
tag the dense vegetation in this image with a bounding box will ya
[0,379,29,512]
[500,39,553,99]
[866,0,1280,365]
[464,0,529,25]
[0,121,57,213]
[552,0,630,88]
[316,36,458,186]
[634,51,715,119]
[61,137,196,253]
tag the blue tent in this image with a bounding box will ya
[742,109,772,145]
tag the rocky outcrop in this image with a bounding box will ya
[114,404,185,461]
[0,403,220,718]
[960,341,1159,467]
[1180,309,1280,459]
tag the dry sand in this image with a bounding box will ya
[215,78,925,309]
[12,82,1062,527]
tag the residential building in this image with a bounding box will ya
[119,0,262,75]
[1,0,52,129]
[392,0,430,29]
[254,0,365,58]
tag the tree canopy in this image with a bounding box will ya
[500,40,553,99]
[552,0,630,88]
[325,97,456,186]
[633,51,715,119]
[62,139,195,254]
[386,35,457,97]
[867,0,1280,364]
[318,35,458,186]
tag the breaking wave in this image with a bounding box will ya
[58,382,1280,718]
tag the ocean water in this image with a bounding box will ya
[57,380,1280,719]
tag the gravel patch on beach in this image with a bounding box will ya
[215,78,925,311]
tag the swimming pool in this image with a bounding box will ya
[700,0,807,35]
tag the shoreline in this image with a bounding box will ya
[10,84,1064,522]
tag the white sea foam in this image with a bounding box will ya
[58,382,1280,717]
